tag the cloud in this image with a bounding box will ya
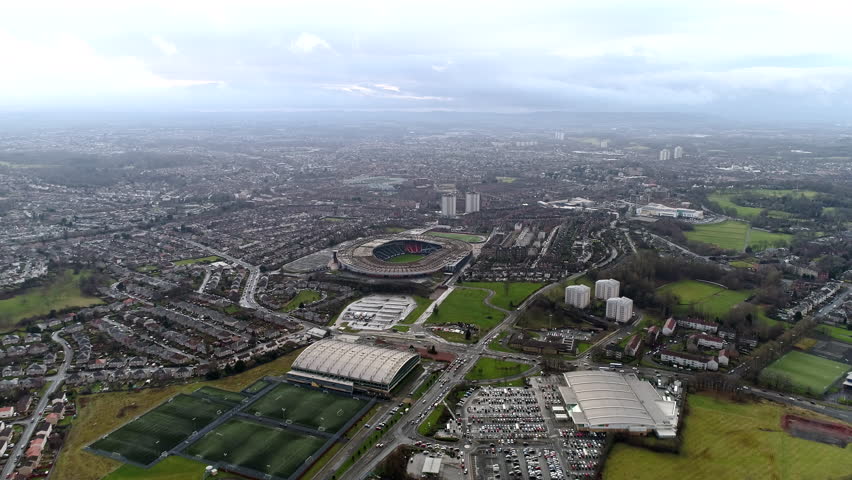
[431,61,453,72]
[151,35,178,55]
[373,83,400,92]
[289,33,332,54]
[323,83,450,101]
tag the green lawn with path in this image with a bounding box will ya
[280,289,323,312]
[426,231,485,243]
[685,220,790,252]
[465,357,529,381]
[0,268,104,330]
[604,394,852,480]
[427,288,505,334]
[400,295,432,324]
[761,350,849,395]
[463,282,544,310]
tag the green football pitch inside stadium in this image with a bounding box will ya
[89,394,226,465]
[186,418,327,479]
[249,382,369,433]
[386,253,425,263]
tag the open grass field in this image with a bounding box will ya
[101,456,214,480]
[418,403,448,436]
[761,350,849,395]
[815,324,852,344]
[387,253,425,263]
[280,289,322,312]
[709,189,820,220]
[463,282,544,310]
[657,280,751,321]
[496,176,517,183]
[191,385,248,405]
[465,357,529,381]
[53,349,303,480]
[186,418,326,479]
[685,220,791,252]
[729,260,754,269]
[603,394,852,480]
[173,255,220,266]
[426,231,485,243]
[427,288,505,334]
[249,382,368,433]
[400,295,432,324]
[89,394,225,465]
[0,268,104,330]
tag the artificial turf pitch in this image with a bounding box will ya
[248,382,369,433]
[89,394,226,465]
[185,418,326,479]
[760,350,850,394]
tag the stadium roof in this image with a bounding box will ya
[292,340,419,386]
[559,371,678,437]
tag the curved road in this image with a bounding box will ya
[2,330,73,479]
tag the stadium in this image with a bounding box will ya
[335,234,472,278]
[286,340,421,396]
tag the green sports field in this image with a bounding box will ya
[173,256,220,266]
[465,357,530,381]
[186,418,326,479]
[815,324,852,344]
[248,383,368,433]
[462,282,544,310]
[386,253,425,263]
[102,456,209,480]
[0,269,104,330]
[604,394,852,480]
[684,220,790,252]
[760,350,849,394]
[657,280,751,320]
[89,394,225,465]
[427,288,506,335]
[426,231,485,243]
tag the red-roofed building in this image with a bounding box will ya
[662,317,677,336]
[624,335,642,357]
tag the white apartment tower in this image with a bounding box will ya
[441,194,457,217]
[673,146,684,159]
[606,296,634,323]
[565,285,591,309]
[465,192,481,214]
[659,148,672,161]
[594,279,620,300]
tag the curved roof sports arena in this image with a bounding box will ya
[336,234,472,278]
[286,340,421,395]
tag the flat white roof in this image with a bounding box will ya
[292,340,419,386]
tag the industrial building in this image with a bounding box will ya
[286,340,421,395]
[605,296,634,323]
[636,203,704,219]
[565,284,591,308]
[558,371,680,438]
[594,279,620,300]
[465,192,481,214]
[441,194,457,217]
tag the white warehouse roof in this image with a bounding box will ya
[292,340,419,387]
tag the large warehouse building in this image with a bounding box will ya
[286,340,420,396]
[558,371,679,438]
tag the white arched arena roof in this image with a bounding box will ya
[291,340,419,388]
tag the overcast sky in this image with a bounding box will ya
[2,0,851,120]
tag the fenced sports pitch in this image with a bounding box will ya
[249,382,369,433]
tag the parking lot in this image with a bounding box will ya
[464,387,546,441]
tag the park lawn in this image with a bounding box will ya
[603,394,852,480]
[281,289,322,312]
[52,349,303,480]
[761,351,850,395]
[749,228,793,251]
[577,341,591,354]
[463,282,544,310]
[427,288,505,334]
[815,324,852,344]
[496,176,517,183]
[426,231,485,243]
[173,255,219,266]
[685,220,749,251]
[729,260,754,269]
[0,269,104,330]
[387,253,425,263]
[102,456,220,480]
[465,357,529,381]
[658,280,751,321]
[400,295,432,324]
